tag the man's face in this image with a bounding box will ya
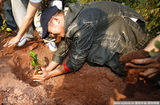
[48,15,65,37]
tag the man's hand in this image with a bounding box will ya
[32,61,60,82]
[3,36,20,47]
[125,55,160,78]
[33,65,67,82]
[33,67,51,82]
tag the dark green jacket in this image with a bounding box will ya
[52,1,148,73]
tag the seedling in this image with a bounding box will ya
[149,40,160,56]
[29,50,43,74]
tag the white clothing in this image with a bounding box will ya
[29,0,42,3]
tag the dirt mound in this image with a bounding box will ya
[0,31,160,105]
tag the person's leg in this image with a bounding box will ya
[3,0,17,32]
[11,0,34,40]
[34,5,43,38]
[104,17,148,55]
[103,16,148,75]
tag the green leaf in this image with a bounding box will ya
[31,60,37,66]
[35,54,38,61]
[157,1,160,6]
[154,40,160,50]
[35,66,39,71]
[149,49,157,56]
[30,50,35,58]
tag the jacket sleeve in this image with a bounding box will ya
[52,39,70,64]
[66,24,94,72]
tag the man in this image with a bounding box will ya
[33,1,149,82]
[3,0,65,48]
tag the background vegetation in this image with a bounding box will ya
[67,0,160,37]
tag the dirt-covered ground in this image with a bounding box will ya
[0,31,160,105]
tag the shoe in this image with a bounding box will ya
[47,42,57,52]
[43,38,57,52]
[17,37,28,47]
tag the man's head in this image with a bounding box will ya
[41,6,65,39]
[48,11,65,38]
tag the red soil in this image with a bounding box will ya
[0,31,160,105]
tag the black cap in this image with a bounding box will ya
[40,6,59,39]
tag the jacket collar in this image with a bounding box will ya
[64,3,83,38]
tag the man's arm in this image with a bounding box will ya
[33,24,95,81]
[65,24,94,72]
[16,2,40,39]
[52,39,70,64]
[45,61,59,72]
[3,1,40,47]
[47,65,67,78]
[33,63,67,82]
